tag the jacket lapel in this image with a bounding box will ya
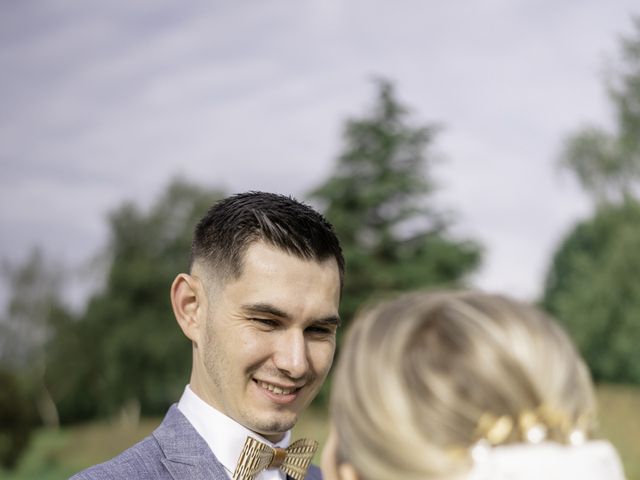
[154,404,229,480]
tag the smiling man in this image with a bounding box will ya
[72,192,345,480]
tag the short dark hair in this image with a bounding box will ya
[190,191,345,288]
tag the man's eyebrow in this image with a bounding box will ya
[242,303,341,327]
[313,315,341,328]
[242,303,291,319]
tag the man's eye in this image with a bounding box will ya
[306,325,334,335]
[252,318,278,327]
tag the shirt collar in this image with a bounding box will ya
[177,385,291,479]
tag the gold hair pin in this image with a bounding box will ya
[474,405,590,446]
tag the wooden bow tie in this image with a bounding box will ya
[232,436,318,480]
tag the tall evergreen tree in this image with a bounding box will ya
[309,79,481,322]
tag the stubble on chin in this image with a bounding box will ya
[242,409,298,439]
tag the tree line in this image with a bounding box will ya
[1,17,639,471]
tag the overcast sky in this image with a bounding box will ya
[1,1,638,308]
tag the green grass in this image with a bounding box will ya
[595,384,640,480]
[0,418,159,480]
[2,384,639,479]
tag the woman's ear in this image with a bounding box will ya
[337,463,359,480]
[322,426,361,480]
[171,273,204,343]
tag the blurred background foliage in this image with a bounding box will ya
[1,18,640,478]
[49,180,226,424]
[544,17,640,385]
[543,201,640,384]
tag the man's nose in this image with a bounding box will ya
[273,329,309,379]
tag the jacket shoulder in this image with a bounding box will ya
[69,434,166,480]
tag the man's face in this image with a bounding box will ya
[194,241,341,442]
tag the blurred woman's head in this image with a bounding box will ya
[322,290,598,480]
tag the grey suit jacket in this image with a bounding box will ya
[70,404,322,480]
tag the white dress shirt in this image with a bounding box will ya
[178,385,292,480]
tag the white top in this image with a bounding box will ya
[468,439,627,480]
[178,385,291,480]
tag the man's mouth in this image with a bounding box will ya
[255,380,301,396]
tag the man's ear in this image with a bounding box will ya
[171,273,204,343]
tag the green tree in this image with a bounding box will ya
[544,18,640,384]
[559,17,640,204]
[309,79,482,322]
[0,249,71,428]
[542,201,640,383]
[0,369,34,469]
[0,251,69,467]
[45,178,225,422]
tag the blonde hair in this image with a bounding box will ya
[330,290,596,480]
